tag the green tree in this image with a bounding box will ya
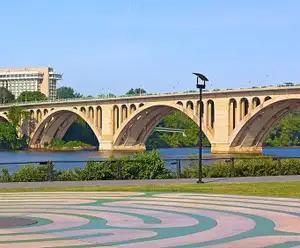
[0,123,26,150]
[0,87,15,104]
[146,110,210,149]
[17,91,47,102]
[57,87,82,99]
[265,112,300,147]
[126,88,146,96]
[6,106,29,128]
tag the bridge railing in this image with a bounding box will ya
[0,156,299,182]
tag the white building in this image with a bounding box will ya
[0,67,62,100]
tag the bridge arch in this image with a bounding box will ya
[206,100,215,128]
[0,113,8,123]
[29,108,101,148]
[129,104,136,114]
[228,98,237,132]
[88,106,94,119]
[36,109,42,122]
[113,105,120,133]
[229,98,300,149]
[196,100,204,117]
[113,103,213,148]
[264,96,272,102]
[240,98,249,119]
[121,105,128,123]
[252,97,261,108]
[96,106,102,129]
[186,101,194,110]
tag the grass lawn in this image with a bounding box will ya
[0,181,299,198]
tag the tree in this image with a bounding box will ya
[6,106,29,128]
[0,123,19,150]
[17,91,47,102]
[146,110,210,149]
[107,93,116,98]
[126,88,146,96]
[57,87,83,99]
[265,111,300,147]
[0,87,15,104]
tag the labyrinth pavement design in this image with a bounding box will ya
[0,192,300,247]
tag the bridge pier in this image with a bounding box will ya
[211,144,263,154]
[98,141,113,151]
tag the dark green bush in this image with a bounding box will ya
[12,164,49,182]
[0,168,11,182]
[182,156,300,178]
[56,169,78,181]
[123,150,171,179]
[234,158,278,177]
[280,159,300,175]
[77,158,119,180]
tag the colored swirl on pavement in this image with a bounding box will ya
[0,192,299,247]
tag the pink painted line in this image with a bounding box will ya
[108,200,300,234]
[155,193,300,203]
[0,192,144,196]
[0,199,95,204]
[154,194,300,207]
[0,240,93,248]
[103,202,255,247]
[1,208,163,229]
[0,234,60,242]
[0,213,89,234]
[134,197,300,214]
[70,205,199,228]
[50,229,157,243]
[0,205,198,228]
[201,235,300,248]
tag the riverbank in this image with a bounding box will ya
[32,146,98,152]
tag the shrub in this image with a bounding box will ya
[123,150,171,179]
[77,158,119,180]
[64,141,91,148]
[280,159,300,175]
[12,164,49,182]
[56,169,78,181]
[0,168,11,182]
[182,156,300,178]
[234,157,278,177]
[49,138,65,147]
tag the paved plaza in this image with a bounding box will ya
[0,192,299,247]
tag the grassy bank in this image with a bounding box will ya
[44,139,93,150]
[0,181,299,198]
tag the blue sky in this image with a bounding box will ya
[0,0,299,96]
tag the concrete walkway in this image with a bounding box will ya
[0,175,299,188]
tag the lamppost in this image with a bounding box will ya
[193,72,209,184]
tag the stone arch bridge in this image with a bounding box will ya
[0,86,299,154]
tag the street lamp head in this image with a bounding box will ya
[193,73,208,89]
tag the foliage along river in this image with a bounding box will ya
[0,147,300,173]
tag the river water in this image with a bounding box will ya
[0,147,300,173]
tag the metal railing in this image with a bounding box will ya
[0,156,299,182]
